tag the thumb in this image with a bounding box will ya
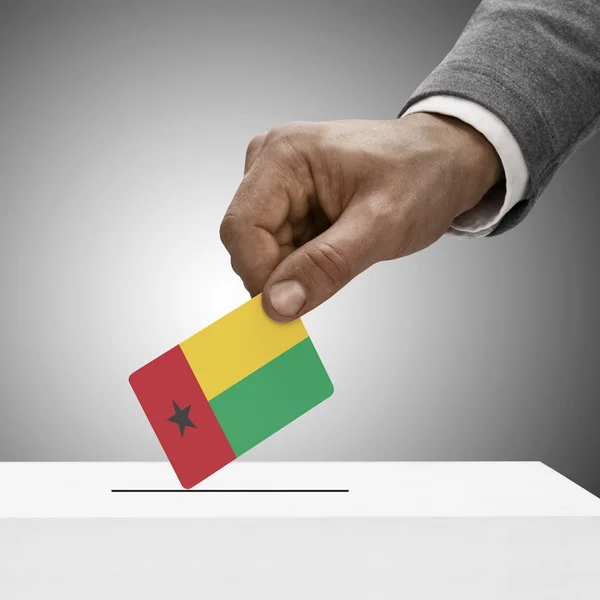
[262,203,384,321]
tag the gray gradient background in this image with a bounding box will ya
[1,0,599,495]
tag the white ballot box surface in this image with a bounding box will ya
[1,462,599,599]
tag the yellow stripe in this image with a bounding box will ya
[180,294,308,400]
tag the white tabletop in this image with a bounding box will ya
[1,461,599,518]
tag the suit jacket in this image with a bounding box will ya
[399,0,600,235]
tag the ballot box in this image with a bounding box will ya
[1,462,600,598]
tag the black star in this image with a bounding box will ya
[167,401,197,437]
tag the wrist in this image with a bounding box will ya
[402,112,504,217]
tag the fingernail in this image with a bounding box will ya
[269,280,307,317]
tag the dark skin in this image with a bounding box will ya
[220,113,503,321]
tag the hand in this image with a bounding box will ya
[220,114,503,322]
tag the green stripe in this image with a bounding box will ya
[209,337,333,457]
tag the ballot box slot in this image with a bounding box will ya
[110,488,350,493]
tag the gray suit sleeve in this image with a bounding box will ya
[399,0,600,235]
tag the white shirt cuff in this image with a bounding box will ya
[402,96,529,238]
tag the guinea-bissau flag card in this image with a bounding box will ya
[129,294,334,489]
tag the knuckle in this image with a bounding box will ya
[266,122,300,142]
[264,124,287,146]
[264,122,311,153]
[245,133,266,164]
[302,240,352,286]
[219,213,241,249]
[261,126,308,173]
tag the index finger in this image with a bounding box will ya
[219,160,292,296]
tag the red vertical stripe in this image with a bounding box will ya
[129,346,235,489]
